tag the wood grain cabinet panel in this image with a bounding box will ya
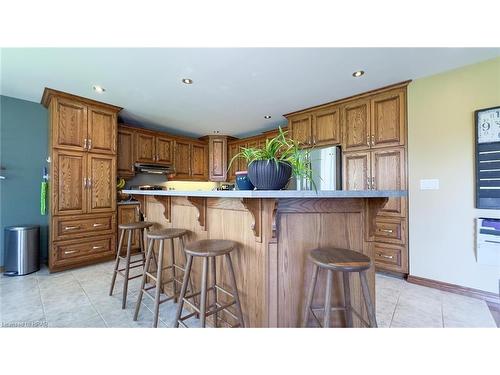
[312,106,341,146]
[53,98,88,151]
[117,127,135,177]
[52,213,115,241]
[136,131,156,163]
[374,217,406,245]
[174,140,191,178]
[117,204,140,250]
[208,136,228,181]
[52,234,115,269]
[342,99,370,151]
[371,147,406,217]
[289,114,312,146]
[52,149,87,216]
[227,142,240,181]
[87,106,117,154]
[87,154,116,214]
[373,242,407,273]
[191,143,208,179]
[156,136,174,165]
[342,151,371,191]
[370,89,405,148]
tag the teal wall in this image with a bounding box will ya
[0,95,48,267]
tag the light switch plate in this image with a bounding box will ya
[420,179,440,190]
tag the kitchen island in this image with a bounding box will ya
[123,189,406,327]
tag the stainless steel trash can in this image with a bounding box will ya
[4,225,40,276]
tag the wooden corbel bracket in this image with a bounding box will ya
[241,198,262,243]
[187,197,207,231]
[152,196,172,222]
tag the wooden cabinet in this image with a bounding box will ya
[208,136,228,181]
[136,131,156,163]
[289,113,313,146]
[312,106,341,146]
[342,99,371,151]
[117,127,135,178]
[156,136,174,165]
[370,89,405,148]
[174,140,191,178]
[342,151,371,191]
[117,204,140,251]
[227,142,241,181]
[43,88,121,272]
[191,143,208,179]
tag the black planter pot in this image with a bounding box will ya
[247,160,292,190]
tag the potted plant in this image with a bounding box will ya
[229,127,315,190]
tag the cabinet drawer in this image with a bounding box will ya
[374,218,406,245]
[373,243,407,273]
[52,235,116,268]
[53,213,116,241]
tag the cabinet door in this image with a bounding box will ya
[342,151,371,191]
[87,106,117,154]
[136,131,156,163]
[289,114,312,147]
[52,98,88,151]
[52,149,87,215]
[370,89,405,148]
[87,154,116,214]
[117,205,140,250]
[371,147,406,217]
[117,128,135,177]
[174,140,191,178]
[312,106,341,146]
[209,136,227,181]
[156,136,174,165]
[191,143,208,179]
[342,99,370,151]
[227,143,240,181]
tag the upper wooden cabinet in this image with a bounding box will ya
[172,140,208,180]
[342,88,406,151]
[87,153,116,214]
[156,136,174,165]
[191,143,208,180]
[312,106,341,146]
[341,99,371,151]
[208,136,228,182]
[370,89,406,148]
[87,106,117,154]
[135,131,156,163]
[174,140,191,179]
[289,114,313,147]
[117,127,135,177]
[227,142,241,181]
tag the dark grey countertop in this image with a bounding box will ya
[122,189,407,199]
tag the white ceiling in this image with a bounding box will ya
[1,48,499,138]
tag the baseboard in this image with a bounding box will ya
[407,275,500,305]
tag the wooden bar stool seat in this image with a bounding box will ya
[174,239,245,328]
[110,221,154,309]
[134,228,193,328]
[303,247,377,328]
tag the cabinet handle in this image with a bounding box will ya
[371,177,376,190]
[64,226,80,230]
[131,164,134,172]
[93,223,103,227]
[367,176,371,190]
[378,229,394,233]
[87,177,92,188]
[366,135,370,147]
[84,139,88,149]
[88,139,92,150]
[377,252,393,259]
[371,135,375,146]
[83,178,87,188]
[64,250,78,255]
[92,246,103,250]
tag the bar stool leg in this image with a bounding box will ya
[174,255,193,327]
[199,257,209,328]
[121,230,133,309]
[134,238,154,321]
[210,256,218,327]
[139,228,146,266]
[302,264,319,327]
[179,235,197,316]
[360,271,377,328]
[225,253,245,328]
[153,239,165,328]
[109,229,125,296]
[343,272,353,328]
[170,238,177,302]
[323,269,333,328]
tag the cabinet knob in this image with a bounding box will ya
[371,177,376,190]
[88,139,92,150]
[371,135,375,147]
[366,135,370,147]
[83,139,88,149]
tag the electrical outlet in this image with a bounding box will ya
[420,179,440,190]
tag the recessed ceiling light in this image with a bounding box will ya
[182,78,193,84]
[352,70,365,78]
[213,130,220,134]
[264,115,272,119]
[93,85,106,93]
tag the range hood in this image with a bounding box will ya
[134,163,175,175]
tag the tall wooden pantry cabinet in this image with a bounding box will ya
[42,88,122,272]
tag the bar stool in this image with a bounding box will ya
[174,239,245,328]
[302,247,377,328]
[134,228,193,328]
[110,221,154,309]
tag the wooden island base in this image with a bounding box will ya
[130,193,390,327]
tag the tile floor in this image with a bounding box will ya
[0,259,497,328]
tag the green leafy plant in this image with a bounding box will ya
[228,127,316,190]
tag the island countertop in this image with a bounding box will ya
[122,189,407,198]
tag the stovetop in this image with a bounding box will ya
[130,185,165,191]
